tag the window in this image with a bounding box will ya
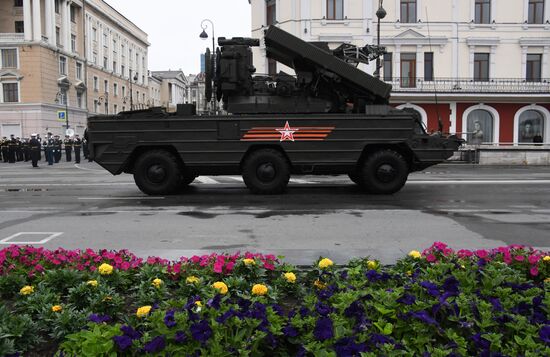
[383,53,392,81]
[114,104,118,113]
[266,0,276,25]
[93,76,98,91]
[475,0,491,24]
[121,65,125,77]
[55,0,60,14]
[400,53,416,88]
[59,90,67,105]
[401,0,417,23]
[56,27,60,46]
[92,28,97,42]
[103,33,108,47]
[113,61,117,73]
[104,80,109,93]
[103,56,108,69]
[93,100,98,113]
[424,52,433,81]
[143,93,146,102]
[77,92,83,108]
[15,21,24,33]
[467,109,493,144]
[114,83,118,96]
[518,110,544,143]
[1,49,18,68]
[526,54,542,82]
[122,86,126,97]
[327,0,344,20]
[2,83,19,102]
[14,0,23,6]
[528,0,544,24]
[92,52,97,65]
[76,62,82,80]
[71,34,76,53]
[122,106,126,111]
[59,56,67,75]
[70,5,77,23]
[474,53,489,81]
[268,58,277,76]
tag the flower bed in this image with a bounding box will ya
[0,243,549,356]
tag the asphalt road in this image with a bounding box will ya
[1,160,549,264]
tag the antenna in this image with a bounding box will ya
[425,7,443,133]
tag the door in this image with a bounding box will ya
[400,53,416,88]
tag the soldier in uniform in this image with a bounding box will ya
[23,138,31,162]
[36,134,42,161]
[8,134,17,163]
[29,134,41,168]
[64,135,73,162]
[53,135,62,163]
[15,137,23,161]
[44,132,54,165]
[0,137,7,162]
[73,134,82,163]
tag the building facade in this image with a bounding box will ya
[151,70,188,112]
[0,0,149,138]
[250,0,550,145]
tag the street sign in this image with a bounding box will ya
[66,128,75,137]
[57,111,66,122]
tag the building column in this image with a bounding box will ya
[44,0,55,45]
[543,46,550,79]
[521,46,528,79]
[23,0,32,41]
[60,0,69,49]
[394,45,401,81]
[32,0,42,41]
[489,46,496,80]
[468,45,475,78]
[65,1,72,51]
[416,45,424,81]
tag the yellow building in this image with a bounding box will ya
[0,0,149,138]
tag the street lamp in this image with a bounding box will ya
[55,91,69,131]
[129,69,138,110]
[200,19,217,114]
[375,0,386,79]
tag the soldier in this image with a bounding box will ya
[29,134,41,168]
[64,135,73,162]
[23,138,31,162]
[73,134,82,163]
[82,136,89,161]
[0,137,7,162]
[7,134,17,163]
[44,132,54,165]
[53,135,62,163]
[15,137,23,161]
[36,134,42,161]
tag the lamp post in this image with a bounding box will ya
[375,0,386,79]
[200,19,216,114]
[129,69,138,110]
[55,91,69,131]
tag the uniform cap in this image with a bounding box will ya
[31,133,37,136]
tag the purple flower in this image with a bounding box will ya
[313,317,334,341]
[365,270,381,282]
[471,333,490,350]
[144,335,165,354]
[334,337,367,356]
[283,323,298,337]
[317,285,336,300]
[420,281,440,297]
[271,304,284,316]
[113,335,133,351]
[164,310,176,328]
[88,314,111,323]
[185,295,201,310]
[190,320,212,343]
[315,302,333,316]
[120,325,141,340]
[410,310,437,326]
[396,294,416,306]
[207,294,222,310]
[299,307,311,317]
[489,297,503,312]
[442,276,460,295]
[216,309,236,324]
[369,333,394,346]
[344,301,365,318]
[511,302,532,315]
[175,331,187,344]
[539,325,550,345]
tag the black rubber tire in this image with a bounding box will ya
[348,171,365,187]
[133,150,183,195]
[361,150,409,194]
[242,149,290,194]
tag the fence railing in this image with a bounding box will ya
[385,77,550,93]
[0,33,24,43]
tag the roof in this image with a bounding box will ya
[151,70,186,79]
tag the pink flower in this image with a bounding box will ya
[433,242,448,251]
[213,261,224,273]
[120,261,130,271]
[225,261,235,273]
[475,250,488,259]
[514,255,525,262]
[263,262,275,270]
[528,255,540,265]
[426,254,437,263]
[34,264,44,272]
[457,249,473,258]
[530,266,539,276]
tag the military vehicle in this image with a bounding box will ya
[87,26,462,195]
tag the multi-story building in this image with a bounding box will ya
[0,0,149,138]
[250,0,550,145]
[148,72,161,108]
[186,73,208,114]
[151,70,188,112]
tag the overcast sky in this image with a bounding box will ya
[105,0,252,75]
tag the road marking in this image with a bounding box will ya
[74,164,105,172]
[77,197,165,200]
[196,176,219,184]
[0,232,63,245]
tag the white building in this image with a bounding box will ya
[250,0,550,145]
[151,70,188,112]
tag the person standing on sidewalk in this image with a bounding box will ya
[53,135,62,163]
[64,135,73,162]
[29,134,41,168]
[44,132,54,165]
[0,137,7,162]
[73,135,82,163]
[7,134,17,163]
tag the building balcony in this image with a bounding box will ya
[386,77,550,94]
[0,33,25,44]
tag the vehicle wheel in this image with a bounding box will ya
[348,171,364,187]
[361,150,409,194]
[242,149,290,194]
[133,150,183,195]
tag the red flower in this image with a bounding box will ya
[426,254,437,263]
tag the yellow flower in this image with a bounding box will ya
[243,258,256,266]
[284,272,296,283]
[212,281,228,295]
[195,300,202,307]
[318,258,334,269]
[367,260,379,270]
[98,263,114,275]
[406,270,412,276]
[252,284,268,296]
[545,278,550,283]
[19,285,34,295]
[87,280,98,287]
[136,305,152,318]
[152,278,163,288]
[186,276,200,284]
[102,296,112,302]
[543,256,550,262]
[314,279,326,290]
[408,250,422,259]
[51,305,63,313]
[460,265,466,269]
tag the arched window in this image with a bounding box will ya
[467,109,493,144]
[518,110,544,144]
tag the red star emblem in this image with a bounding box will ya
[276,121,299,142]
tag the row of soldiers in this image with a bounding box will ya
[1,133,91,167]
